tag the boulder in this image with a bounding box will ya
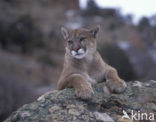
[5,80,156,122]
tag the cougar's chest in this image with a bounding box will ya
[87,57,105,82]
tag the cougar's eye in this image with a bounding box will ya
[68,40,73,45]
[80,37,86,42]
[80,37,86,46]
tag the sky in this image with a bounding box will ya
[79,0,156,24]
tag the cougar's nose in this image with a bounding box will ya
[73,45,80,52]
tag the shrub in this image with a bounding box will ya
[0,14,44,53]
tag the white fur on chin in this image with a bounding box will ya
[74,53,86,59]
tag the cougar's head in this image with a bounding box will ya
[61,26,100,59]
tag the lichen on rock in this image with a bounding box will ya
[5,80,156,122]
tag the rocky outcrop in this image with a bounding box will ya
[5,80,156,122]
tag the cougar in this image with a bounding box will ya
[57,26,127,99]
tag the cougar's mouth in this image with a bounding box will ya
[71,48,86,59]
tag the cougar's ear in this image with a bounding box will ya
[61,26,70,40]
[89,25,100,38]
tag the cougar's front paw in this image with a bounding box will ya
[75,84,94,99]
[105,79,127,93]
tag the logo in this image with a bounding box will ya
[122,110,155,120]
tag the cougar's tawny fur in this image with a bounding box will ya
[57,26,127,99]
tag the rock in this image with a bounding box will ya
[94,112,115,122]
[20,111,31,118]
[4,80,156,122]
[49,105,61,113]
[68,109,80,116]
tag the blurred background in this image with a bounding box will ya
[0,0,156,121]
